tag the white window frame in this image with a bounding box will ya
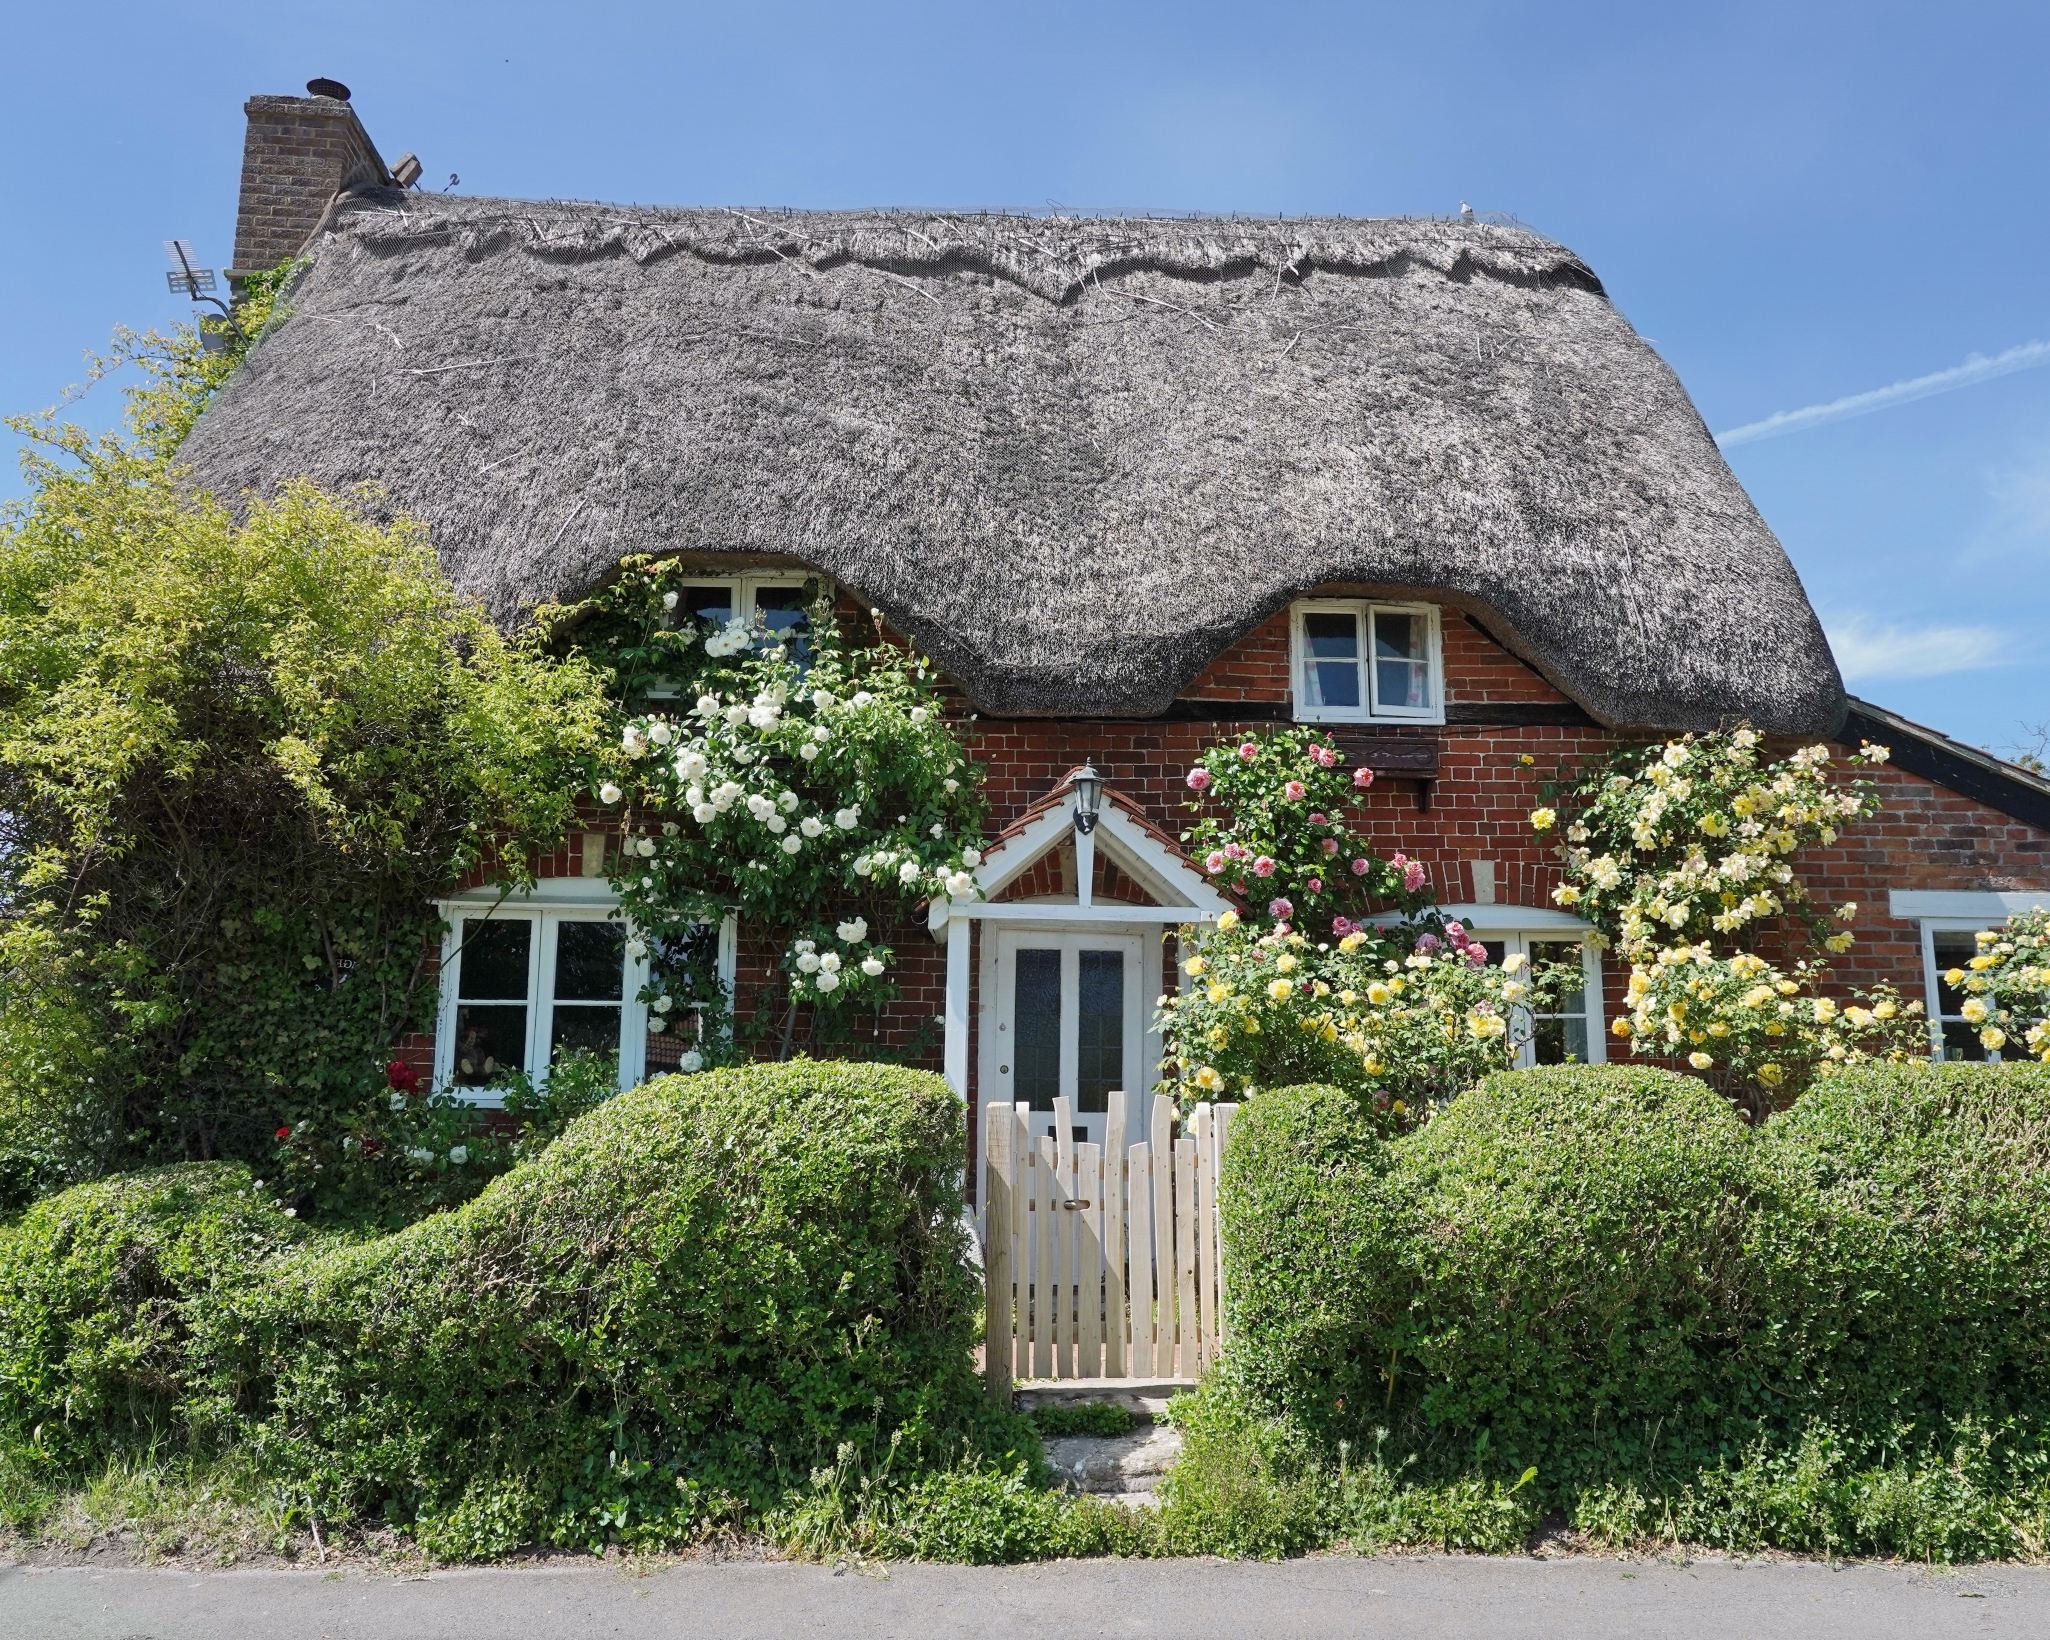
[1419,905,1606,1069]
[1916,917,2007,1063]
[1289,599,1445,725]
[434,880,736,1105]
[645,573,829,700]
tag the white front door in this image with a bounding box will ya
[988,928,1149,1151]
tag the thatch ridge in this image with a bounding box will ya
[178,188,1843,733]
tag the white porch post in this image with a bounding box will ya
[943,911,971,1102]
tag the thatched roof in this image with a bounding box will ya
[177,189,1844,733]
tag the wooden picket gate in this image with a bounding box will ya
[981,1090,1237,1394]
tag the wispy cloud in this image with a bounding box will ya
[1717,340,2050,448]
[1825,612,2011,685]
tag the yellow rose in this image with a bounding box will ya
[1961,998,1989,1024]
[1207,983,1230,1004]
[1267,978,1294,1001]
[1982,1027,2008,1051]
[1194,1065,1224,1093]
[1530,807,1557,831]
[1688,1051,1713,1070]
[1275,953,1298,974]
[1366,983,1393,1006]
[1944,967,1967,987]
[1339,931,1367,953]
[1184,955,1208,977]
[1758,1061,1786,1086]
[1612,1017,1634,1038]
[1216,909,1240,933]
[1553,885,1583,907]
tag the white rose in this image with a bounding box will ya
[853,856,873,877]
[649,1015,668,1034]
[961,847,982,866]
[621,725,648,756]
[654,994,673,1012]
[695,694,720,717]
[662,590,679,611]
[836,808,860,830]
[678,750,707,780]
[648,720,673,747]
[819,952,842,974]
[389,1089,407,1111]
[861,956,885,977]
[678,1050,704,1073]
[766,814,788,834]
[724,703,750,727]
[795,938,816,953]
[798,951,822,973]
[799,743,820,761]
[910,706,930,724]
[661,821,679,837]
[837,917,868,942]
[944,778,959,794]
[692,803,717,824]
[781,835,802,854]
[448,1145,469,1166]
[929,822,945,839]
[814,970,841,993]
[811,689,835,710]
[851,691,874,708]
[945,870,975,897]
[627,938,648,960]
[598,782,623,805]
[801,816,825,838]
[406,1146,435,1165]
[898,861,922,885]
[635,836,657,858]
[779,791,799,812]
[810,726,831,744]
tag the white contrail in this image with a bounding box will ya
[1717,339,2050,447]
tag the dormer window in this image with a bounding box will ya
[677,574,819,661]
[1290,600,1443,724]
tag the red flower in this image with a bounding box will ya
[386,1059,421,1094]
[275,1125,292,1141]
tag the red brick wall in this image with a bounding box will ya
[402,598,2050,1156]
[230,93,387,285]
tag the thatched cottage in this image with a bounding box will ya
[181,83,2050,1158]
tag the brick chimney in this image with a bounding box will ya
[228,78,389,292]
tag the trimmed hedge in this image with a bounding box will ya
[0,1163,302,1465]
[1220,1061,2050,1490]
[3,1061,1014,1556]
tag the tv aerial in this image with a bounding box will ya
[163,239,246,349]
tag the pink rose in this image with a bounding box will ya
[1417,933,1442,954]
[1204,850,1227,874]
[1239,742,1259,762]
[1350,857,1371,877]
[1322,837,1341,857]
[1252,856,1276,878]
[1186,767,1212,793]
[1311,744,1338,768]
[1466,945,1489,967]
[1305,877,1324,896]
[1332,915,1354,936]
[1444,921,1466,943]
[1353,767,1376,790]
[1403,861,1427,892]
[1269,897,1294,920]
[1283,780,1307,802]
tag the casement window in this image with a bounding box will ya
[677,574,820,662]
[1290,600,1444,724]
[1891,893,2050,1062]
[1471,929,1607,1068]
[1918,920,2003,1062]
[434,885,735,1103]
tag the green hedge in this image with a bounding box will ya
[0,1164,302,1465]
[1220,1061,2050,1491]
[3,1061,1014,1556]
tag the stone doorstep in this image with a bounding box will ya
[1042,1424,1184,1496]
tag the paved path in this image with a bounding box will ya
[5,1555,2049,1639]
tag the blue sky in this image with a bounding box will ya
[3,0,2044,754]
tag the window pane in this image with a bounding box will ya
[1012,948,1062,1112]
[453,1004,527,1085]
[1372,610,1433,710]
[1076,949,1126,1116]
[1530,941,1586,1011]
[1302,613,1361,709]
[555,920,626,1002]
[1532,1014,1591,1065]
[751,584,812,651]
[682,585,737,629]
[1932,933,1980,1017]
[1940,1021,1992,1062]
[549,1004,623,1062]
[457,918,531,1000]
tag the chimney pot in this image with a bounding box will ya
[306,77,352,101]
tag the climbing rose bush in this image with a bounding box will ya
[1163,910,1569,1122]
[1943,908,2050,1063]
[1540,727,1921,1107]
[1180,725,1424,927]
[565,564,986,1055]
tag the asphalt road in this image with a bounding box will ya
[5,1556,2050,1640]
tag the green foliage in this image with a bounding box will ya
[0,308,611,1189]
[222,1061,994,1555]
[548,558,986,1061]
[1944,907,2050,1061]
[1216,1059,2050,1558]
[0,1164,301,1467]
[1027,1402,1144,1439]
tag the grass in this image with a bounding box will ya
[1026,1402,1148,1439]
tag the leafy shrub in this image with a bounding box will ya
[0,1164,300,1466]
[1216,1060,2050,1557]
[1755,1059,2050,1433]
[215,1061,1000,1556]
[1027,1402,1145,1439]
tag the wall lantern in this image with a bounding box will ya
[1070,760,1104,836]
